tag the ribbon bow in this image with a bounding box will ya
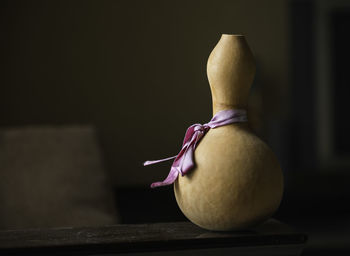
[144,109,247,188]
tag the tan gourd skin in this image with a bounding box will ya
[174,34,283,231]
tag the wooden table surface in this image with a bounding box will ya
[0,219,307,255]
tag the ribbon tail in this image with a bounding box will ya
[150,167,180,188]
[143,155,177,166]
[182,125,197,145]
[179,131,205,175]
[179,145,195,175]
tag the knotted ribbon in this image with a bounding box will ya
[144,109,247,188]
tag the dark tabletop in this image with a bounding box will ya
[0,219,307,255]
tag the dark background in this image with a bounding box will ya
[1,0,350,255]
[0,0,288,185]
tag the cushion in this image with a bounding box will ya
[0,125,119,229]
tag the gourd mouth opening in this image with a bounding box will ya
[221,34,244,37]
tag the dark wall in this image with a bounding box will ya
[0,0,289,186]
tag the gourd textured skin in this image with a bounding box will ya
[174,35,283,231]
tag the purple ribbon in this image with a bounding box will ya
[144,109,247,188]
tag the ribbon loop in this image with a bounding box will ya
[144,109,247,188]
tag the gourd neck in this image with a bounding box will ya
[207,34,256,115]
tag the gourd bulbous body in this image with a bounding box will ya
[174,35,283,231]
